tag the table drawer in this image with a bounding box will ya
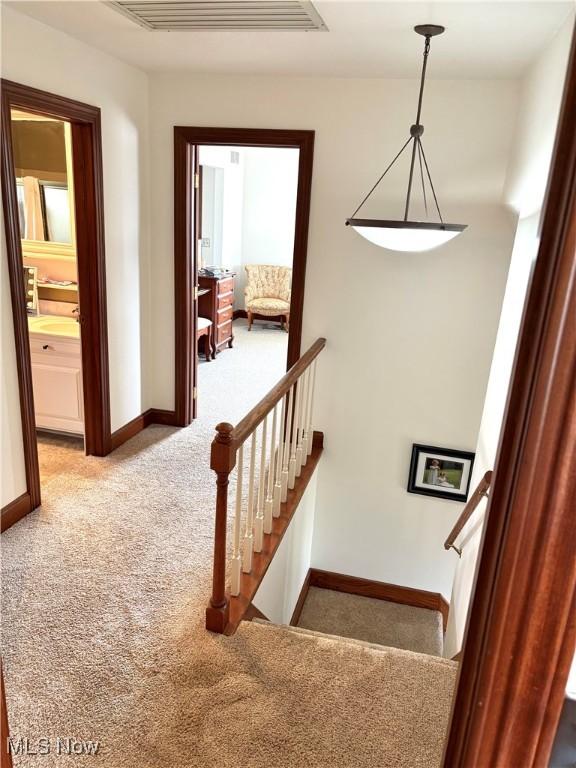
[217,277,234,296]
[217,320,233,344]
[217,290,234,309]
[217,306,233,326]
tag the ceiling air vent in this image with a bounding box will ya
[106,1,328,31]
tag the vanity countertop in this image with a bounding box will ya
[28,314,80,339]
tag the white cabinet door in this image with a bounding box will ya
[31,359,84,434]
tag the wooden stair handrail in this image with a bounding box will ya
[206,338,327,634]
[231,337,326,447]
[444,471,492,555]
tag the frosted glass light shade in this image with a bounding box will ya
[346,219,467,253]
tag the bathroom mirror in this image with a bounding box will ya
[11,111,76,260]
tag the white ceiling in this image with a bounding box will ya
[6,0,575,78]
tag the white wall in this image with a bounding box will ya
[238,146,298,303]
[148,73,518,597]
[1,7,151,458]
[253,469,317,624]
[444,15,574,658]
[198,145,244,269]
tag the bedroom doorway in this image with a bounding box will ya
[173,127,314,426]
[195,144,300,421]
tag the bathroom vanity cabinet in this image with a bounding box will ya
[29,331,84,435]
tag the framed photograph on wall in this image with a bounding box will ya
[407,444,475,502]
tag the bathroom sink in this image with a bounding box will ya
[28,315,80,338]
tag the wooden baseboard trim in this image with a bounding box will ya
[146,408,179,427]
[110,412,147,451]
[290,568,312,626]
[309,569,449,631]
[233,309,246,320]
[1,491,32,533]
[110,408,179,451]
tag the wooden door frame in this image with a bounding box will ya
[444,27,576,766]
[173,126,315,427]
[1,80,110,529]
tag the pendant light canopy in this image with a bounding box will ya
[346,25,467,252]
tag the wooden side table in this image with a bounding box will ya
[198,274,235,355]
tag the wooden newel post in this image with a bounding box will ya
[206,422,236,633]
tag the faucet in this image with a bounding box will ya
[72,306,80,323]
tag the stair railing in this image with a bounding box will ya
[206,337,326,633]
[444,470,493,556]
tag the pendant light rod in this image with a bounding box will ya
[403,28,438,221]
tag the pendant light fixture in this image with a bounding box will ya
[346,25,467,252]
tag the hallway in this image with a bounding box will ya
[1,320,455,767]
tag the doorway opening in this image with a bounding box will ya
[196,144,299,418]
[173,127,314,426]
[12,108,85,488]
[1,80,110,530]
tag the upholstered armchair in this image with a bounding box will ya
[244,264,292,331]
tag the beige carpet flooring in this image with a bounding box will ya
[297,587,444,657]
[2,319,456,767]
[36,432,85,486]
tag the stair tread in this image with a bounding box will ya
[233,620,457,768]
[296,586,444,656]
[251,617,456,667]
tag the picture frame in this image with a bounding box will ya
[407,443,475,502]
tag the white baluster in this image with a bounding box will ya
[295,374,305,478]
[230,443,243,596]
[289,378,300,489]
[302,366,313,460]
[282,386,294,501]
[242,431,257,572]
[254,416,267,553]
[307,359,317,457]
[264,404,278,534]
[297,368,309,472]
[273,395,286,517]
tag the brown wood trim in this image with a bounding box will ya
[444,470,492,553]
[1,492,32,533]
[173,128,195,426]
[233,338,326,445]
[110,412,147,451]
[110,408,180,451]
[146,408,179,427]
[290,568,312,626]
[233,309,247,320]
[443,30,576,767]
[243,603,269,622]
[206,433,323,634]
[1,662,12,768]
[309,569,449,631]
[174,127,315,427]
[1,79,111,525]
[452,651,462,663]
